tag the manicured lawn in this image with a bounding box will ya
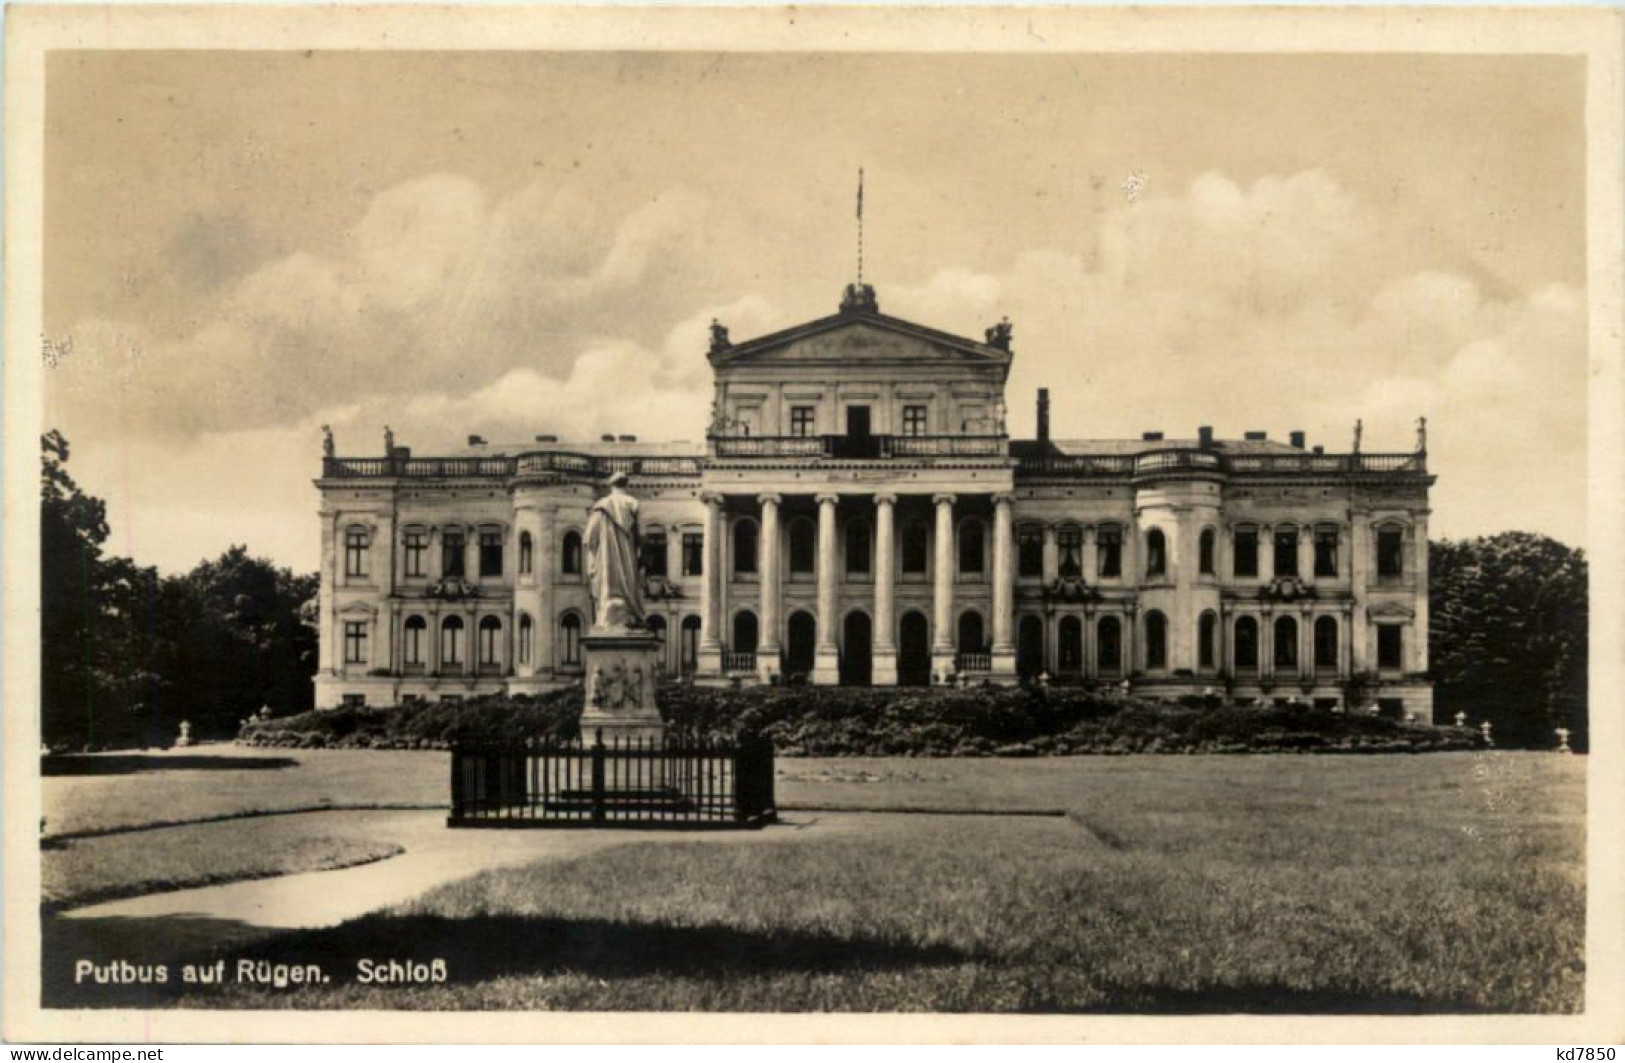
[43,815,405,911]
[44,748,1585,1013]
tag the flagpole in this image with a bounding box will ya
[856,167,864,287]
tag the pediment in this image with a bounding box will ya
[712,312,1011,372]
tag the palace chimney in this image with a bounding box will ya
[1244,430,1268,441]
[1142,431,1164,441]
[1037,388,1051,446]
[467,434,486,446]
[1198,425,1214,449]
[1290,430,1306,449]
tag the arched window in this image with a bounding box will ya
[901,520,930,575]
[789,518,816,575]
[1058,615,1083,672]
[478,615,502,667]
[403,615,427,667]
[1199,611,1217,670]
[641,526,668,577]
[1314,615,1338,671]
[518,613,533,665]
[1234,616,1259,672]
[1274,615,1299,670]
[647,614,667,643]
[1199,528,1216,575]
[680,615,701,673]
[560,531,582,576]
[559,613,582,665]
[440,616,465,666]
[957,611,985,654]
[1145,610,1168,670]
[845,520,871,575]
[732,610,759,654]
[1017,524,1044,579]
[1146,529,1167,578]
[733,518,758,576]
[1098,615,1123,673]
[518,531,533,575]
[958,519,985,576]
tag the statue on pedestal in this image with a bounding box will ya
[322,425,335,459]
[585,471,645,632]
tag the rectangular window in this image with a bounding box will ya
[901,522,929,575]
[1314,528,1339,578]
[902,405,928,437]
[642,530,669,577]
[1377,624,1404,669]
[479,531,503,578]
[1377,528,1404,578]
[1233,529,1259,578]
[345,530,368,578]
[789,406,816,438]
[682,532,703,576]
[1096,526,1121,579]
[1057,527,1083,579]
[344,621,367,665]
[442,532,465,578]
[401,694,423,706]
[1274,527,1299,579]
[439,695,462,705]
[404,532,427,577]
[1017,526,1044,579]
[341,693,365,709]
[845,522,871,575]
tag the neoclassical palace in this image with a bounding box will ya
[315,283,1435,720]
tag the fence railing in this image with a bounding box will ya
[448,733,776,829]
[956,652,992,674]
[722,650,758,674]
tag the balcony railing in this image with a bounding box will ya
[1015,450,1427,478]
[722,651,757,674]
[711,434,1007,460]
[322,451,703,481]
[955,652,992,674]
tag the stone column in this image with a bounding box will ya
[757,493,783,683]
[697,492,724,678]
[991,493,1017,680]
[872,493,899,685]
[812,493,841,685]
[1413,514,1430,673]
[931,493,957,681]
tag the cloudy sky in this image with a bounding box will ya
[44,51,1587,573]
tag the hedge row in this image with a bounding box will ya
[237,685,1477,755]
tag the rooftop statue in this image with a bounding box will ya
[585,471,645,632]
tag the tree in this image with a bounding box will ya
[1430,532,1588,749]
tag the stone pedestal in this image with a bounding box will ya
[580,631,667,742]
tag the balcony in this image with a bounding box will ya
[711,434,1007,461]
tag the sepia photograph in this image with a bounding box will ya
[4,3,1622,1045]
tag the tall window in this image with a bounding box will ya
[957,611,984,653]
[789,406,816,438]
[345,530,368,578]
[1314,616,1338,670]
[1377,624,1403,669]
[1097,526,1122,578]
[1097,615,1122,672]
[518,532,533,575]
[561,531,582,575]
[1233,528,1259,579]
[902,405,928,437]
[404,531,427,578]
[1199,612,1217,669]
[845,520,871,575]
[1274,616,1299,670]
[789,519,816,575]
[1059,616,1083,672]
[1146,529,1167,578]
[440,616,464,666]
[560,613,582,665]
[681,615,701,673]
[642,527,668,577]
[1017,525,1044,579]
[682,532,703,576]
[478,616,501,667]
[901,521,929,575]
[1314,528,1338,578]
[1199,528,1216,575]
[733,519,758,576]
[1377,527,1404,578]
[958,520,985,576]
[403,616,426,667]
[518,614,533,665]
[442,531,465,578]
[479,531,503,578]
[1145,611,1168,670]
[1235,616,1259,671]
[1274,527,1299,579]
[732,611,759,654]
[1058,526,1083,579]
[344,621,367,664]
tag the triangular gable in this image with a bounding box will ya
[711,311,1011,372]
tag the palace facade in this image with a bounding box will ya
[315,283,1436,720]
